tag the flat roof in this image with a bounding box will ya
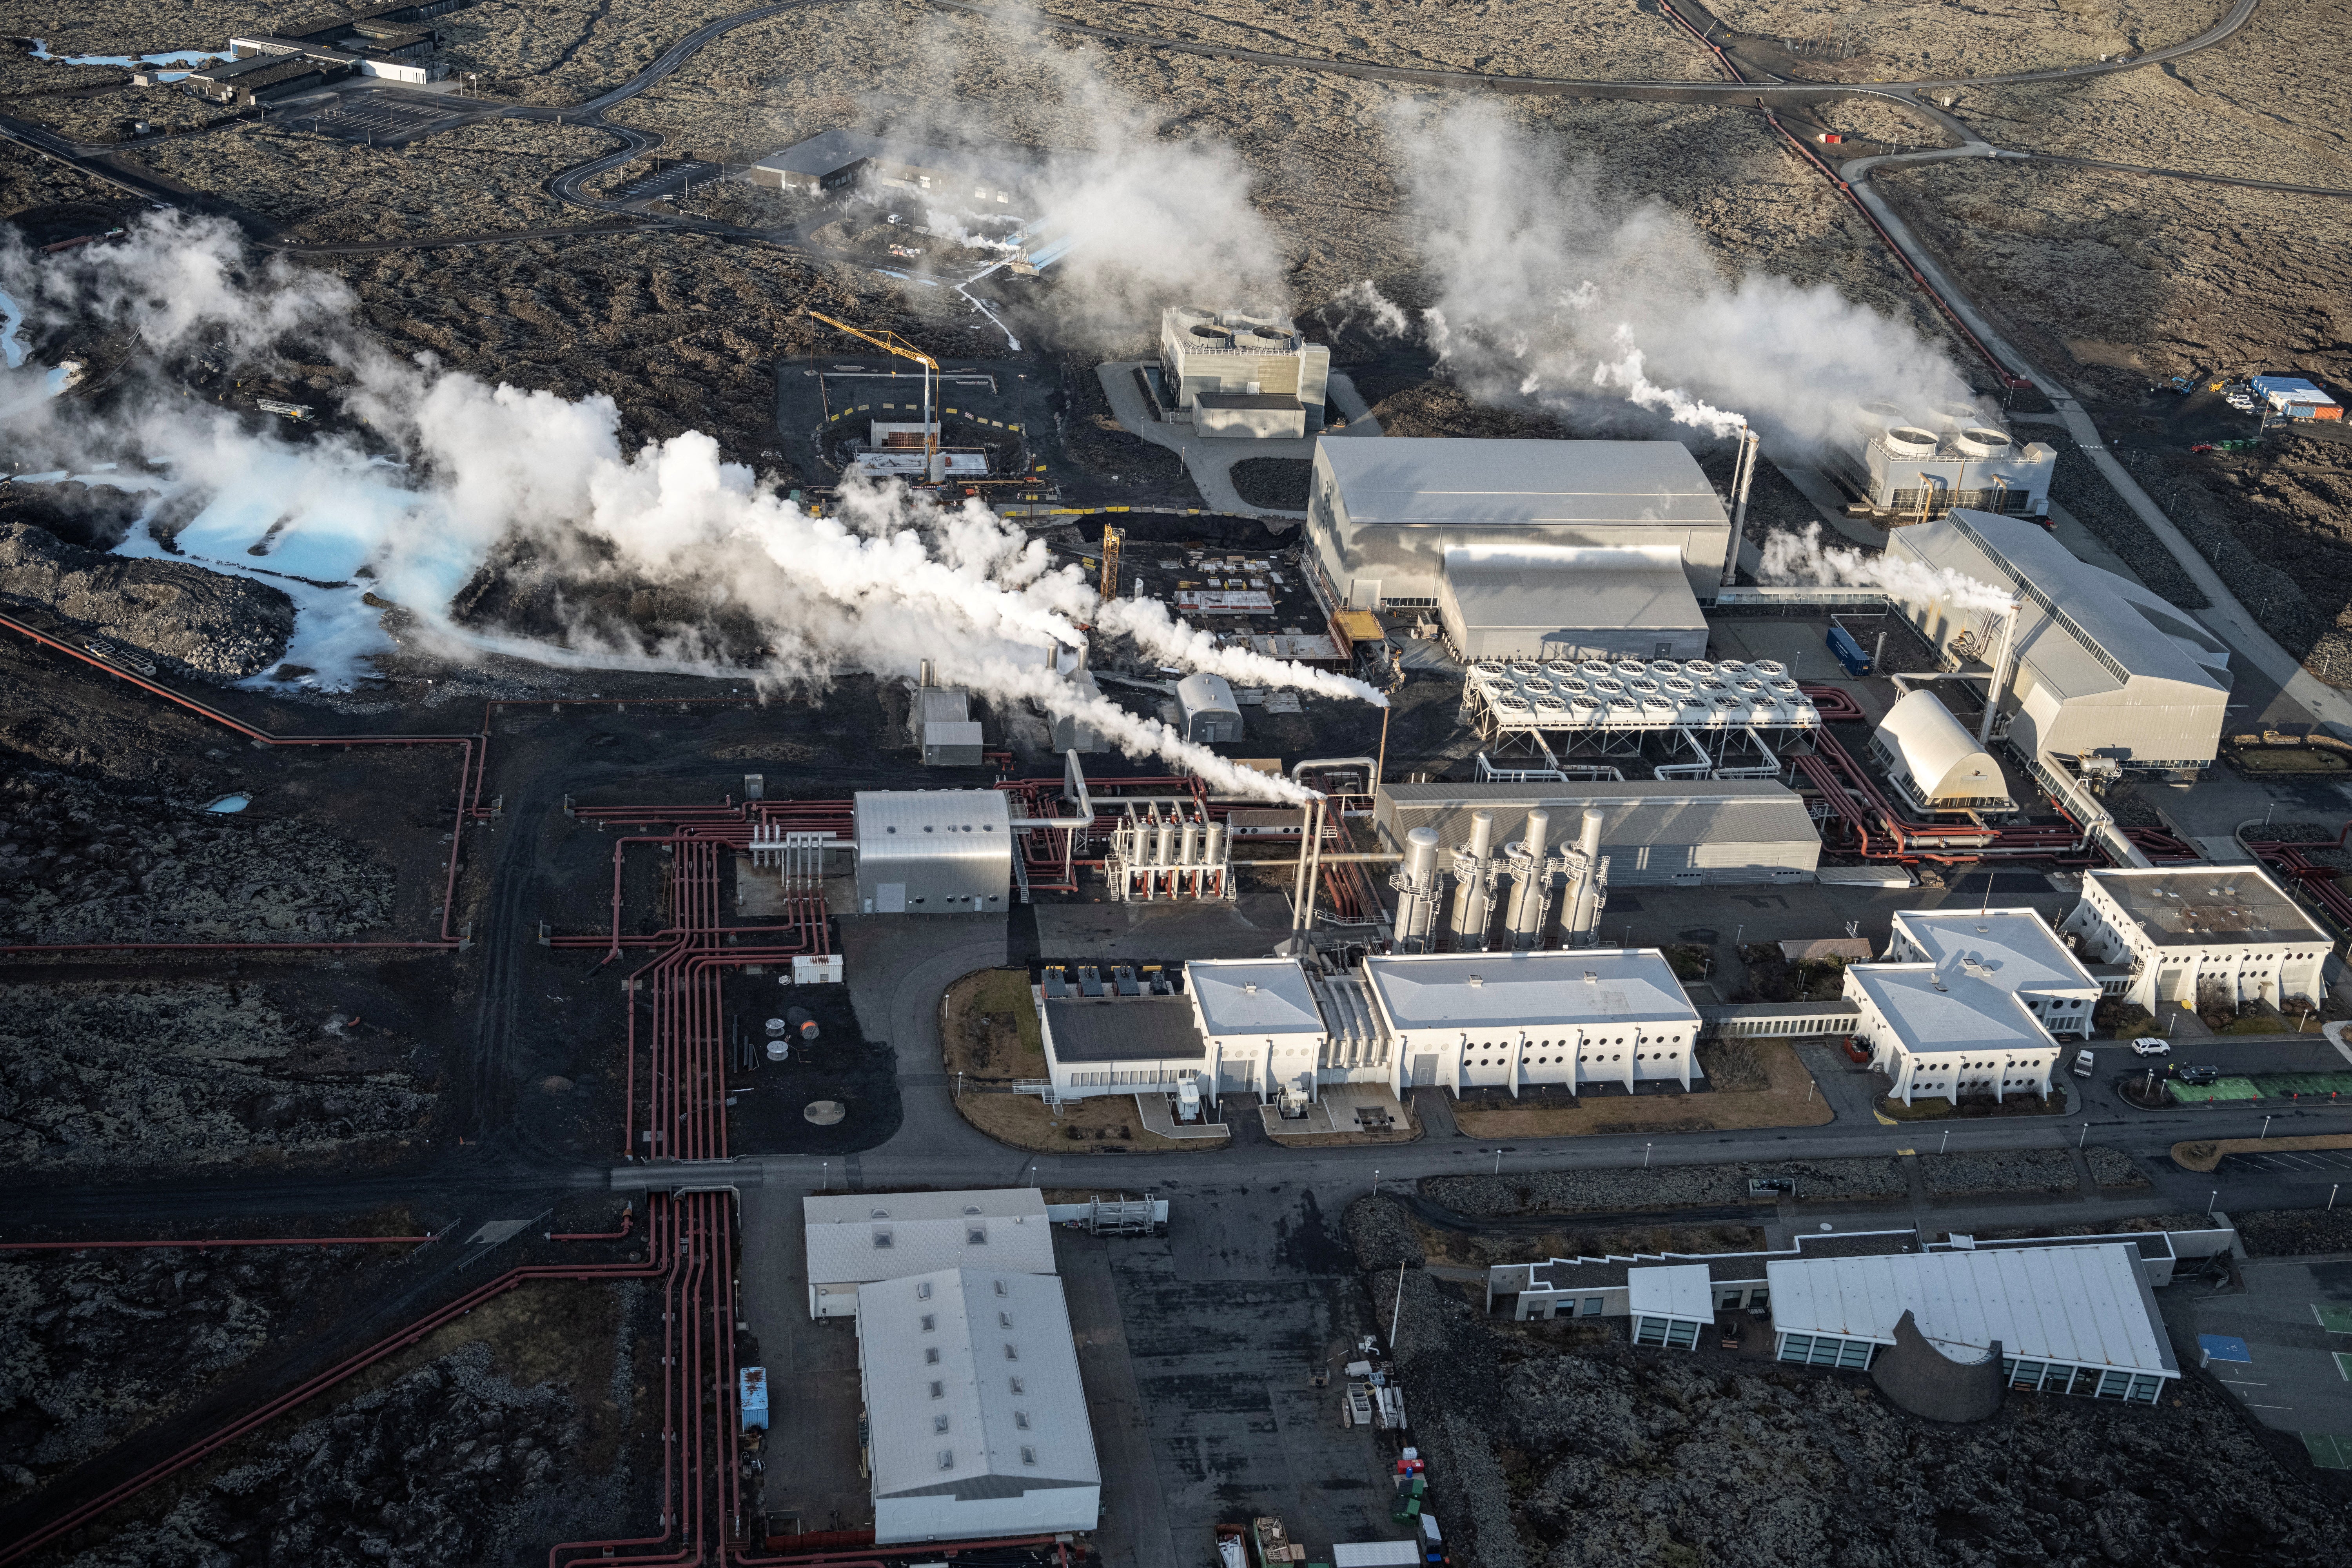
[1361,950,1699,1034]
[1188,958,1324,1037]
[1889,908,2098,995]
[2087,866,2327,946]
[1628,1263,1714,1321]
[804,1189,1055,1287]
[1765,1243,2178,1375]
[1440,548,1704,635]
[1848,963,2052,1057]
[753,129,1031,190]
[1042,995,1206,1063]
[1317,438,1728,529]
[858,1269,1100,1500]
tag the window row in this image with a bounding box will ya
[1777,1334,1876,1370]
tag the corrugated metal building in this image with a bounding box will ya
[1436,546,1707,662]
[1887,511,2230,772]
[1374,782,1820,887]
[857,1268,1101,1543]
[1869,689,2014,813]
[853,790,1012,914]
[750,129,1028,205]
[803,1189,1055,1318]
[1306,438,1731,611]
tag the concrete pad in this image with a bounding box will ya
[1097,361,1314,519]
[1136,1091,1230,1142]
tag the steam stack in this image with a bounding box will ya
[1389,827,1443,953]
[1448,810,1500,951]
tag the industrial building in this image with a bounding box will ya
[1374,781,1820,897]
[750,130,1028,207]
[910,682,984,767]
[2252,375,2340,421]
[1882,908,2100,1036]
[1157,308,1332,438]
[856,1268,1101,1544]
[1176,673,1243,742]
[1304,438,1731,612]
[1034,956,1390,1109]
[1490,1228,2193,1408]
[1842,959,2061,1105]
[803,1189,1056,1318]
[1829,405,2056,519]
[1436,547,1707,663]
[853,789,1012,914]
[1868,689,2015,814]
[221,2,454,85]
[184,50,353,102]
[1887,510,2231,774]
[1358,949,1702,1096]
[2058,865,2331,1012]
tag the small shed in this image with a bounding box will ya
[1178,673,1243,743]
[1869,689,2015,814]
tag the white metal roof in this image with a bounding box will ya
[858,1268,1101,1501]
[1765,1243,2178,1374]
[1318,437,1728,528]
[1176,672,1239,717]
[854,789,1013,866]
[1187,958,1326,1037]
[1891,512,2230,702]
[1439,547,1705,635]
[1847,963,2053,1058]
[1888,908,2099,996]
[1361,950,1699,1034]
[805,1189,1056,1287]
[1628,1263,1714,1321]
[1875,689,2005,803]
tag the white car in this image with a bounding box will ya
[2131,1037,2171,1057]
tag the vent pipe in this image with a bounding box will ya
[1977,606,2019,744]
[1721,425,1760,588]
[1448,810,1499,951]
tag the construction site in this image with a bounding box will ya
[5,0,2352,1566]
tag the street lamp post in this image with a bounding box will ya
[1940,1128,1951,1154]
[2207,1188,2218,1217]
[1372,1169,1380,1196]
[2262,1114,2274,1140]
[1644,1142,1653,1169]
[2078,1120,2088,1148]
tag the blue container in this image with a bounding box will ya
[739,1366,769,1432]
[1826,624,1871,677]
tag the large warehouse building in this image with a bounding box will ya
[853,789,1012,915]
[1436,546,1708,662]
[1305,438,1731,612]
[1887,511,2230,774]
[857,1267,1101,1543]
[1360,949,1703,1096]
[1374,782,1821,888]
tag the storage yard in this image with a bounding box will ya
[5,0,2352,1564]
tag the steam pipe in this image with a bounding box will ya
[1722,425,1759,588]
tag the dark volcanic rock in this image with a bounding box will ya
[0,520,294,680]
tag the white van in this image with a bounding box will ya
[2071,1049,2095,1078]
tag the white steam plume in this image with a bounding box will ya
[1327,280,1410,341]
[1387,103,1978,455]
[1758,524,2016,617]
[1095,596,1388,708]
[0,213,1354,803]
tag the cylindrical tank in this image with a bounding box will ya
[1566,809,1608,947]
[1392,826,1443,953]
[786,1007,819,1041]
[1202,820,1226,867]
[1178,818,1201,867]
[1508,809,1552,949]
[1155,819,1175,867]
[1448,810,1497,950]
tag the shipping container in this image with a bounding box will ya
[1826,623,1872,676]
[739,1366,769,1431]
[1331,1544,1421,1568]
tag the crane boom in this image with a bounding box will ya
[804,309,940,478]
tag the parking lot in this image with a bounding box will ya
[1067,1184,1404,1568]
[2163,1257,2352,1469]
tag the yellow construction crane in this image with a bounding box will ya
[803,309,941,481]
[1098,525,1122,601]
